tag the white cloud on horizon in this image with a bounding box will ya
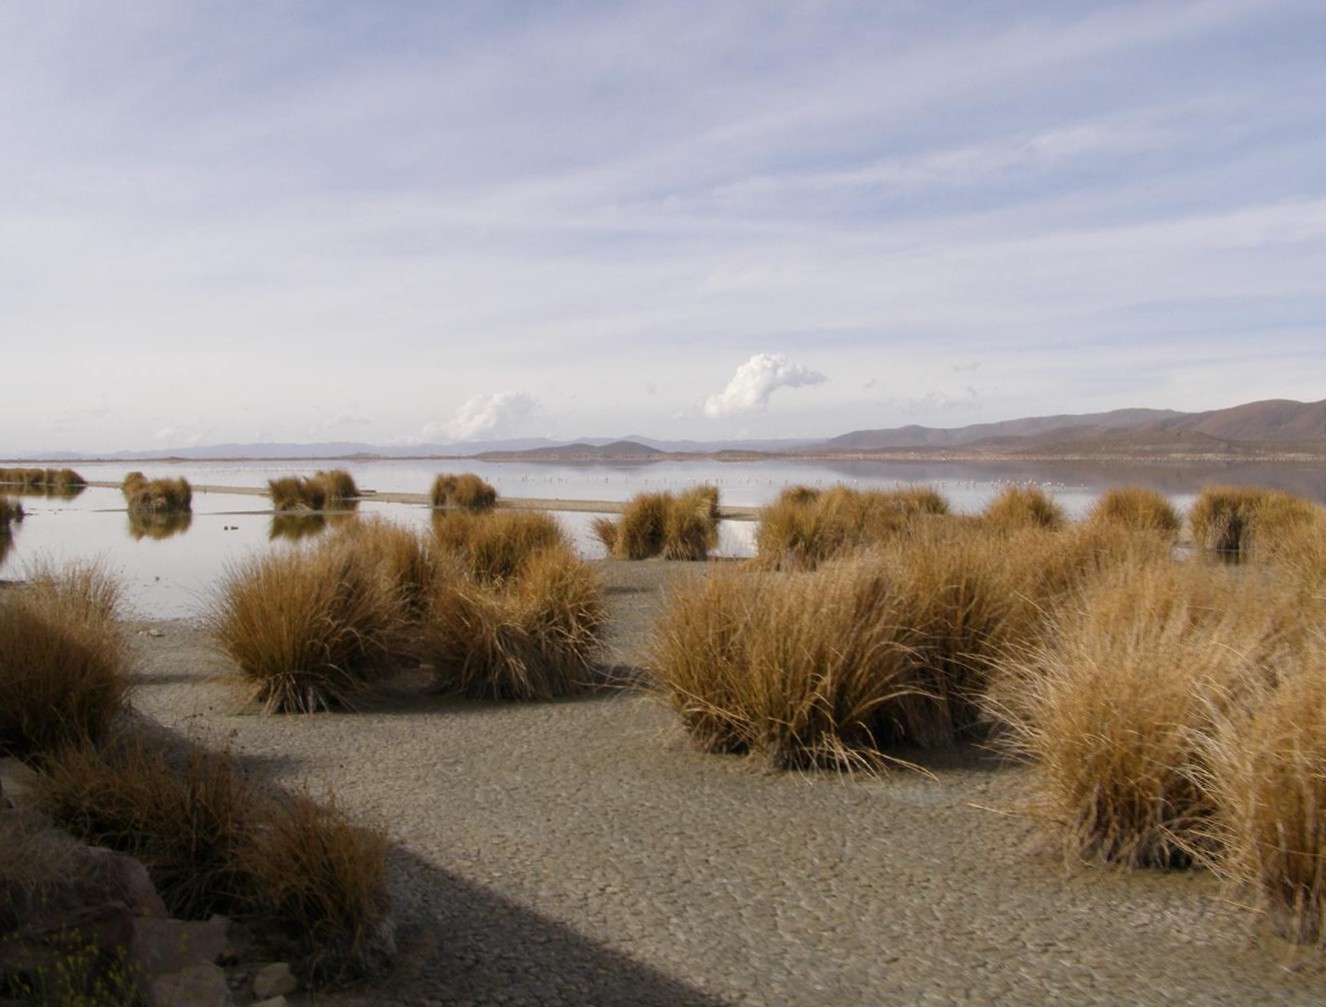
[703,354,827,418]
[425,391,539,443]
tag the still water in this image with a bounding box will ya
[2,457,1323,620]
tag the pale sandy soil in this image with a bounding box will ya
[124,560,1326,1007]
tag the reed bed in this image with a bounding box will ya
[430,472,498,512]
[752,485,950,570]
[0,562,129,761]
[121,472,192,515]
[593,486,721,561]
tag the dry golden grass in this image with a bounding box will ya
[423,546,605,700]
[1198,650,1326,943]
[210,540,401,713]
[334,517,435,616]
[239,789,394,983]
[431,509,569,582]
[269,470,359,511]
[596,487,722,561]
[1085,485,1181,537]
[33,735,395,983]
[430,472,498,512]
[35,737,256,918]
[752,484,950,570]
[0,562,129,761]
[1189,485,1322,559]
[980,484,1065,531]
[0,467,85,491]
[986,559,1293,868]
[121,473,192,515]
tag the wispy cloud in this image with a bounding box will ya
[426,391,539,443]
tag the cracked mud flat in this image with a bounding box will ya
[128,560,1326,1006]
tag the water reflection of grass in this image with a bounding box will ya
[0,483,86,500]
[268,512,355,542]
[128,510,193,541]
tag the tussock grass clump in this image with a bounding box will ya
[650,523,1038,769]
[430,472,498,512]
[239,790,394,983]
[981,484,1065,531]
[753,484,950,570]
[596,486,723,561]
[1085,485,1181,537]
[986,560,1291,868]
[1200,656,1326,943]
[210,540,401,713]
[431,510,569,582]
[0,562,129,760]
[423,546,605,700]
[35,738,256,918]
[0,496,22,531]
[1189,485,1322,559]
[334,517,435,615]
[121,472,192,515]
[268,469,358,511]
[0,467,86,491]
[33,736,395,983]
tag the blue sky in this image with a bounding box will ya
[3,1,1325,452]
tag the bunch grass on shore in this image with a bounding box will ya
[430,473,498,512]
[593,486,722,561]
[1189,485,1322,559]
[981,484,1065,531]
[423,545,605,700]
[1084,485,1181,536]
[1198,655,1326,943]
[432,509,569,582]
[33,735,395,984]
[752,485,949,570]
[0,562,129,761]
[986,560,1292,867]
[210,540,400,713]
[121,472,192,516]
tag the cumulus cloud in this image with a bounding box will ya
[427,391,538,442]
[703,354,826,418]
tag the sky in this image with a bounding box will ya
[3,1,1325,453]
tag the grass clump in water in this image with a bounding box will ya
[121,472,192,516]
[268,469,359,511]
[594,486,721,561]
[430,473,498,512]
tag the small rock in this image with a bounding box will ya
[253,998,288,1007]
[132,915,229,982]
[252,961,298,999]
[147,961,233,1007]
[81,846,169,918]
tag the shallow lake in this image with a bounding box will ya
[2,457,1323,619]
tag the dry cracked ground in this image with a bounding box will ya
[127,560,1326,1007]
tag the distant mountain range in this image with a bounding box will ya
[13,398,1326,462]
